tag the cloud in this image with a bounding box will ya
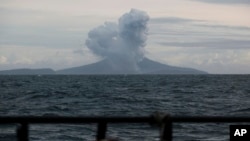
[0,44,99,70]
[192,0,250,5]
[0,25,84,49]
[157,39,250,49]
[0,56,8,64]
[150,17,200,24]
[73,49,85,55]
[0,6,92,49]
[146,46,250,74]
[148,16,250,50]
[149,16,250,32]
[195,23,250,31]
[85,9,149,72]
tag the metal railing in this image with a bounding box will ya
[0,114,250,141]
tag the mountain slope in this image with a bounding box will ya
[57,58,207,74]
[138,58,207,74]
[0,68,56,75]
[57,59,117,74]
[0,58,207,75]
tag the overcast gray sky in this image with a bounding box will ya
[0,0,250,74]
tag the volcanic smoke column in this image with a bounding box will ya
[85,9,149,73]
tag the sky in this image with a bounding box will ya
[0,0,250,74]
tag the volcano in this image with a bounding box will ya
[57,58,207,74]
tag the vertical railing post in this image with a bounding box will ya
[17,123,29,141]
[161,121,172,141]
[96,122,107,141]
[151,112,172,141]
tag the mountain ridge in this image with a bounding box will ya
[0,58,207,75]
[0,68,55,75]
[57,58,207,74]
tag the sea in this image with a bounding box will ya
[0,75,250,141]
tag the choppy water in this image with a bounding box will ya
[0,75,250,141]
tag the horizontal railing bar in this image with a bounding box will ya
[0,116,250,124]
[169,116,250,123]
[0,116,153,124]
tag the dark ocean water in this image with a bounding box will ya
[0,75,250,141]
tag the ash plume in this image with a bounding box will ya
[85,9,149,72]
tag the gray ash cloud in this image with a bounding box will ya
[85,9,149,72]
